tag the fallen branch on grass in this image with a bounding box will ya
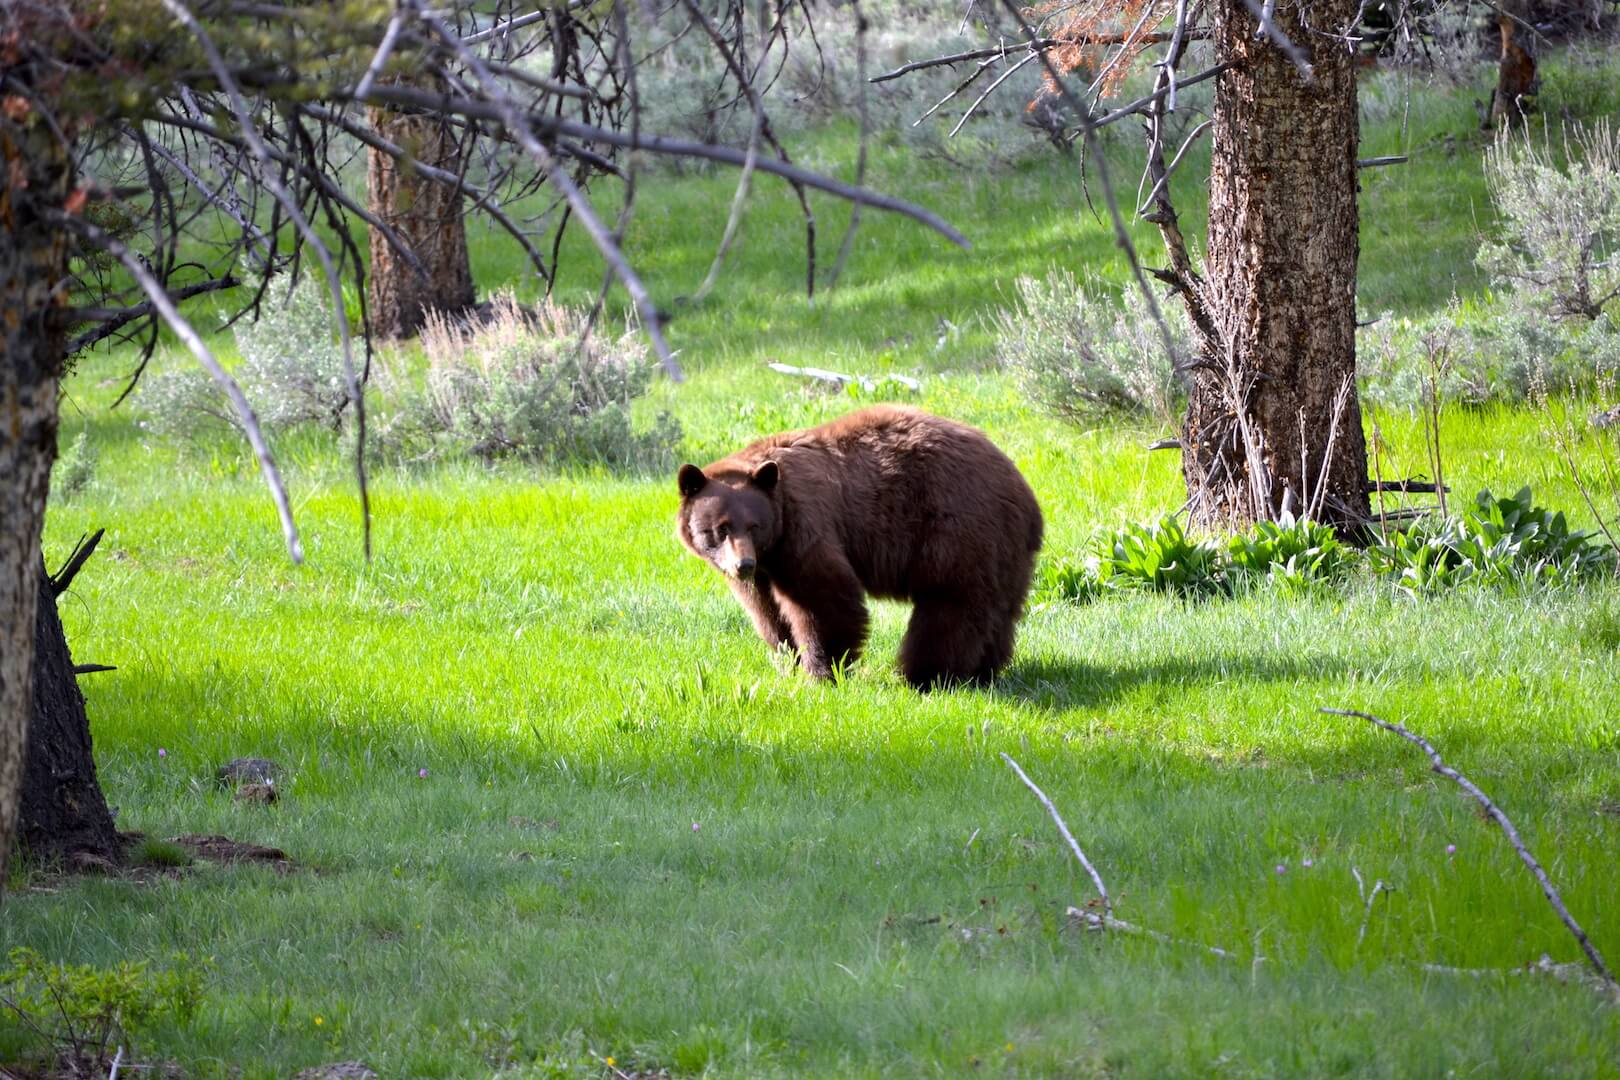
[1352,867,1392,949]
[1065,906,1236,959]
[1324,707,1619,997]
[767,363,920,393]
[999,752,1110,913]
[1423,955,1620,1001]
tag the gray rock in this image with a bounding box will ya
[293,1064,378,1080]
[216,757,282,786]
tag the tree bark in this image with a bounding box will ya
[366,73,477,340]
[1178,0,1371,530]
[0,48,81,887]
[21,563,119,865]
[1487,2,1537,128]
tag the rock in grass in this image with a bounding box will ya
[294,1064,378,1080]
[233,782,278,806]
[216,757,281,786]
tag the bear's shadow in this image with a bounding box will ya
[987,652,1357,710]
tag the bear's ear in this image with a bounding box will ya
[750,460,779,492]
[677,464,708,498]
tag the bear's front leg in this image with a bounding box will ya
[727,570,795,653]
[773,554,869,680]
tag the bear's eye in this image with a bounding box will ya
[715,523,731,541]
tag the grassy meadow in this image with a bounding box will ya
[6,54,1620,1078]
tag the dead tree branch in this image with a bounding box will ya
[999,753,1110,913]
[1324,708,1617,992]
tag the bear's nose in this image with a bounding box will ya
[735,557,756,579]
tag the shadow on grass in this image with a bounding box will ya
[989,651,1355,711]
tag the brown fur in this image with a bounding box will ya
[675,405,1043,689]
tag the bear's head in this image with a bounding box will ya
[675,460,781,582]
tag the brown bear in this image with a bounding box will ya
[675,405,1043,689]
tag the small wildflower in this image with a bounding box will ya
[314,1015,324,1026]
[157,748,168,758]
[1446,843,1456,855]
[691,822,700,832]
[418,768,429,779]
[1004,1043,1015,1053]
[1302,858,1314,868]
[1275,863,1287,875]
[605,1057,616,1067]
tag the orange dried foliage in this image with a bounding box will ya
[1024,0,1172,100]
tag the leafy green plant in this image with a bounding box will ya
[0,947,208,1075]
[1092,516,1226,596]
[1228,515,1349,593]
[1371,487,1615,591]
[1032,555,1104,607]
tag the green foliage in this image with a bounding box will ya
[0,948,207,1073]
[51,431,97,501]
[1479,121,1620,322]
[1031,555,1104,607]
[371,296,682,472]
[140,275,351,439]
[1228,515,1350,593]
[1371,487,1616,591]
[129,837,194,869]
[992,268,1189,424]
[1092,516,1226,597]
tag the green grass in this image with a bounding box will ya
[9,58,1620,1078]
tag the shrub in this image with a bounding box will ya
[0,947,208,1074]
[1228,515,1350,592]
[1479,121,1620,322]
[140,274,351,438]
[993,268,1190,423]
[1032,555,1104,607]
[1370,487,1615,590]
[51,431,97,500]
[381,295,682,471]
[1092,515,1225,596]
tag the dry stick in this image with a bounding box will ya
[353,8,405,103]
[1239,0,1313,83]
[161,0,370,560]
[869,32,1205,83]
[361,85,970,250]
[1136,118,1211,215]
[410,5,682,379]
[993,0,1181,371]
[1351,867,1391,949]
[67,275,240,355]
[1065,906,1236,959]
[66,216,303,563]
[948,51,1039,139]
[1162,0,1192,111]
[912,55,997,127]
[1323,708,1618,990]
[685,0,766,302]
[998,753,1110,913]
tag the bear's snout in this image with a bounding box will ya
[718,535,758,580]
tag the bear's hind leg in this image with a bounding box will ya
[973,604,1019,684]
[900,597,994,690]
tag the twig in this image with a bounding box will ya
[66,276,240,356]
[72,664,117,676]
[1065,906,1236,959]
[1324,708,1617,991]
[360,85,971,250]
[353,8,405,102]
[49,528,105,597]
[1357,155,1408,168]
[1351,866,1391,948]
[999,753,1110,913]
[1240,0,1314,83]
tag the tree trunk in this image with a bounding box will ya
[1178,0,1371,530]
[366,73,476,340]
[21,563,119,866]
[0,67,76,886]
[1487,3,1537,128]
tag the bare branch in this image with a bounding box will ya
[999,753,1110,914]
[67,275,240,356]
[1324,708,1618,991]
[354,8,406,103]
[63,215,302,564]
